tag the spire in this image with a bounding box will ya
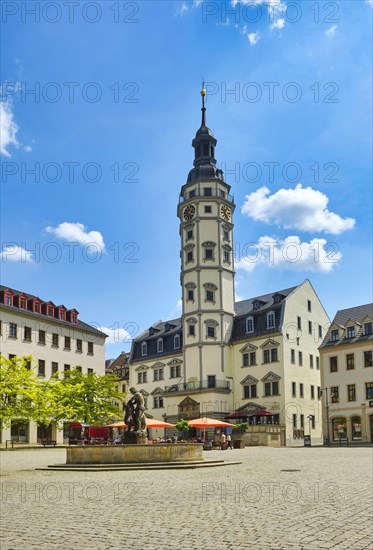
[187,84,224,183]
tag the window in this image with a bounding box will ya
[34,302,41,313]
[243,352,256,367]
[292,414,297,429]
[307,300,312,312]
[153,396,164,408]
[38,360,45,377]
[189,189,196,198]
[346,354,354,370]
[317,386,321,399]
[157,339,163,353]
[205,248,214,260]
[170,365,181,378]
[331,387,339,403]
[189,324,195,336]
[9,354,16,361]
[76,339,82,352]
[87,368,93,374]
[364,351,372,367]
[71,313,77,324]
[25,360,31,370]
[87,342,94,355]
[316,356,320,370]
[243,384,257,399]
[300,414,304,429]
[154,368,164,381]
[310,415,315,429]
[330,356,338,372]
[365,382,373,400]
[187,290,194,301]
[346,326,355,338]
[5,293,12,305]
[263,348,278,363]
[308,321,312,335]
[207,375,216,388]
[186,251,193,263]
[204,205,212,213]
[297,316,301,330]
[64,364,70,372]
[204,187,212,196]
[9,323,17,338]
[206,290,214,302]
[52,333,59,347]
[223,250,230,264]
[364,322,372,335]
[347,384,356,402]
[59,310,65,320]
[187,229,193,240]
[64,336,71,350]
[223,230,229,241]
[310,385,315,399]
[298,351,303,366]
[38,330,46,344]
[47,306,54,317]
[291,349,295,364]
[267,312,275,329]
[207,326,215,338]
[264,381,279,396]
[309,354,314,368]
[20,298,26,309]
[331,329,339,342]
[292,382,296,397]
[246,317,254,333]
[75,366,82,373]
[318,325,322,339]
[24,326,32,341]
[51,362,58,376]
[299,383,304,398]
[174,335,180,349]
[138,371,147,384]
[141,342,147,356]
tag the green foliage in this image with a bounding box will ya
[0,355,126,428]
[233,422,249,432]
[175,419,191,432]
[0,355,36,427]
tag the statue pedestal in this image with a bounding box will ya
[123,432,147,445]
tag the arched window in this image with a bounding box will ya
[267,311,275,329]
[174,334,180,349]
[157,339,163,353]
[141,342,147,356]
[246,316,254,333]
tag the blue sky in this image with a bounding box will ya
[1,0,372,358]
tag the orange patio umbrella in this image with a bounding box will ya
[106,419,175,429]
[188,417,235,428]
[106,421,127,428]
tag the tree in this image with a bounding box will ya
[0,355,37,427]
[175,418,191,440]
[51,369,125,425]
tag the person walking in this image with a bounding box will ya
[226,433,233,450]
[221,432,226,450]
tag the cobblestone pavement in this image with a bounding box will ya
[1,446,372,550]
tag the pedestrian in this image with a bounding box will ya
[221,432,226,450]
[226,433,232,450]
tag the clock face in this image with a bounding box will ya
[183,205,196,221]
[221,205,231,221]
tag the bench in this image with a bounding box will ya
[41,440,57,447]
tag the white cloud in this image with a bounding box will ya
[241,184,355,234]
[101,327,132,344]
[365,0,373,7]
[24,145,32,152]
[325,25,337,36]
[175,2,188,15]
[0,245,33,263]
[0,101,19,157]
[45,222,105,251]
[271,17,285,30]
[248,31,260,45]
[235,236,342,273]
[169,299,182,319]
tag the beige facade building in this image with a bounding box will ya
[125,91,330,445]
[319,304,373,444]
[0,286,107,444]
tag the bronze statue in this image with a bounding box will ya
[124,387,147,436]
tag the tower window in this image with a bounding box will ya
[206,290,214,303]
[186,251,193,263]
[204,187,212,196]
[223,251,230,264]
[204,206,212,213]
[186,229,193,240]
[205,248,214,260]
[207,326,215,338]
[223,230,229,241]
[210,146,214,157]
[187,290,194,301]
[189,324,195,336]
[203,144,209,156]
[196,146,201,157]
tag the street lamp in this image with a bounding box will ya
[320,387,334,446]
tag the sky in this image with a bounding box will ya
[1,0,372,359]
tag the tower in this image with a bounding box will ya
[177,87,236,391]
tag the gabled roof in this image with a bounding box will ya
[320,303,373,349]
[234,285,298,317]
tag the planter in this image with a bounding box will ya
[233,439,245,449]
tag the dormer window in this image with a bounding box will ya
[141,342,147,356]
[48,306,54,316]
[253,300,260,310]
[346,326,355,339]
[5,293,12,305]
[174,334,180,349]
[246,317,254,334]
[267,312,275,329]
[59,311,65,321]
[71,314,77,323]
[364,322,372,335]
[20,298,26,309]
[331,329,339,342]
[34,302,41,313]
[157,339,163,353]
